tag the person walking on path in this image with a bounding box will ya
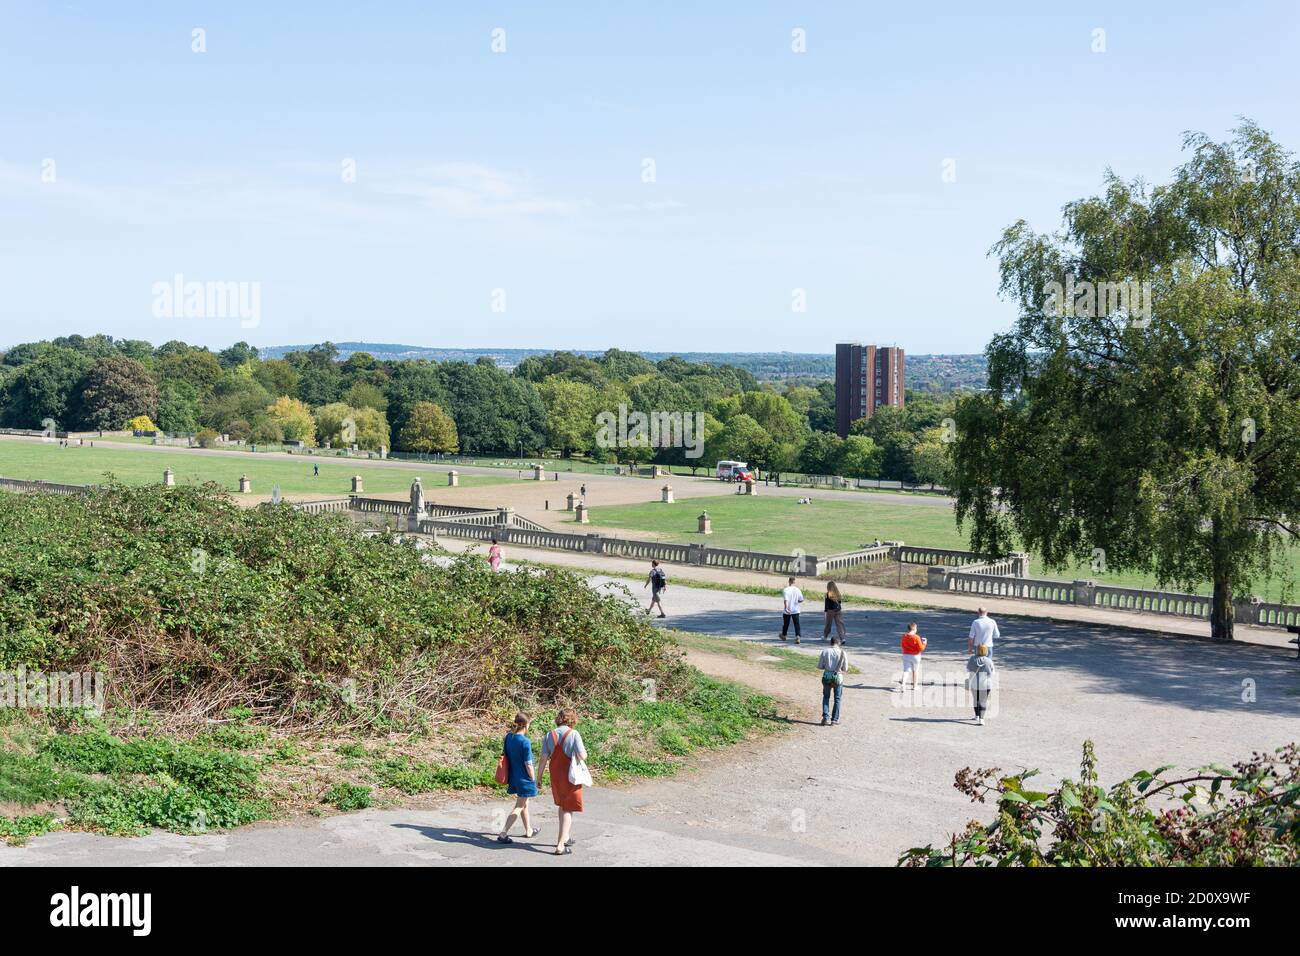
[579,483,587,500]
[968,607,1000,656]
[780,577,804,644]
[645,560,667,617]
[822,581,846,642]
[488,538,503,572]
[818,636,849,725]
[966,645,996,725]
[899,622,927,690]
[538,708,589,856]
[496,713,538,843]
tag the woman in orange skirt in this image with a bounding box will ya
[539,707,588,856]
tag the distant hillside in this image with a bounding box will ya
[259,343,987,392]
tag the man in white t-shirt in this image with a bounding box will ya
[780,576,804,644]
[968,606,1000,655]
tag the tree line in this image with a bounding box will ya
[0,337,956,483]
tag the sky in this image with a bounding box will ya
[1,1,1298,355]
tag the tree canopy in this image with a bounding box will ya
[952,121,1300,640]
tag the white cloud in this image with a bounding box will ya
[0,159,591,235]
[378,163,591,219]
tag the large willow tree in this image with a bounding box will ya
[953,121,1300,641]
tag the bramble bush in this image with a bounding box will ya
[0,484,687,729]
[900,740,1299,866]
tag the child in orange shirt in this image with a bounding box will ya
[899,622,927,690]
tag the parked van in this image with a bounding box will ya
[716,460,752,481]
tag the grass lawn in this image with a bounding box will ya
[591,493,965,557]
[0,440,510,496]
[586,493,1300,600]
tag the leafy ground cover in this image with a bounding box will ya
[0,484,780,842]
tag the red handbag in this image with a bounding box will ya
[494,736,509,785]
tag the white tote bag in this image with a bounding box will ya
[568,753,593,787]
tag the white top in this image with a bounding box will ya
[818,646,848,673]
[782,586,804,614]
[969,616,999,649]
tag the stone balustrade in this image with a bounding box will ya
[0,477,90,495]
[348,496,410,515]
[1253,601,1300,630]
[414,518,816,574]
[816,544,893,575]
[894,545,1004,568]
[292,498,352,514]
[1084,581,1213,619]
[939,571,1078,603]
[927,568,1299,629]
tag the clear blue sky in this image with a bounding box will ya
[2,1,1297,355]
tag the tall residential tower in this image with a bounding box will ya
[834,343,905,437]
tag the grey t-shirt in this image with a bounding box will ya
[817,647,848,673]
[541,725,587,761]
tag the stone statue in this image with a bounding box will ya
[409,477,425,518]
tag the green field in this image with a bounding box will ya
[587,493,1300,600]
[0,441,510,496]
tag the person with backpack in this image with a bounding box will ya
[822,581,846,642]
[538,708,589,856]
[780,576,804,644]
[645,560,667,617]
[966,644,996,725]
[899,622,927,690]
[495,712,538,843]
[818,636,849,725]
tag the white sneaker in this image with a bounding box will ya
[976,716,984,726]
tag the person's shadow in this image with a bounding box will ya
[393,823,562,854]
[392,823,498,847]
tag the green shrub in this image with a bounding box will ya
[900,741,1300,867]
[0,721,273,838]
[68,781,268,835]
[41,729,260,798]
[0,814,60,846]
[0,484,686,729]
[372,756,491,794]
[322,782,372,811]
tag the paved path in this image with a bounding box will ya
[4,572,1296,867]
[436,537,1295,649]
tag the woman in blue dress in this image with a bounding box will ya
[496,712,539,843]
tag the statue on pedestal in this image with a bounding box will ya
[410,477,426,520]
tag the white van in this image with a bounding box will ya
[716,460,752,481]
